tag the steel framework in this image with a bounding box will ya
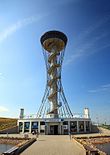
[37,30,73,118]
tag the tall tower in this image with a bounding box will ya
[37,30,73,118]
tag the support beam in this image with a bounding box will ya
[22,122,25,133]
[29,122,32,133]
[68,121,70,133]
[61,122,63,135]
[89,121,92,132]
[84,121,86,132]
[38,121,40,133]
[77,121,79,133]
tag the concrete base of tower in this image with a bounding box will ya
[18,117,91,135]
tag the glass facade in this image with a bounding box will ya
[86,121,90,131]
[19,122,23,132]
[24,122,30,132]
[79,121,84,132]
[31,122,38,132]
[18,119,91,134]
[40,122,45,125]
[70,121,77,133]
[63,121,68,134]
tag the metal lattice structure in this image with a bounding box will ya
[37,30,73,118]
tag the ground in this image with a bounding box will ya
[0,118,17,131]
[0,134,85,155]
[1,127,110,155]
[21,135,85,155]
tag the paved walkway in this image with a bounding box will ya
[1,129,110,155]
[21,135,85,155]
[98,127,110,134]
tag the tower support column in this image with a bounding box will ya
[29,121,32,133]
[38,121,40,133]
[68,121,70,133]
[89,121,92,132]
[84,121,86,132]
[77,121,79,133]
[22,122,25,133]
[60,122,63,134]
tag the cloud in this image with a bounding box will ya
[74,15,110,46]
[0,14,46,43]
[65,15,110,66]
[101,84,110,88]
[88,83,110,93]
[0,106,9,112]
[0,72,5,80]
[64,40,110,66]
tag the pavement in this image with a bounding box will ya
[98,127,110,134]
[0,134,86,155]
[21,135,86,155]
[1,128,110,155]
[74,127,110,138]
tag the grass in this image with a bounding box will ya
[0,117,17,131]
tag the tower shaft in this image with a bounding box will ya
[37,31,73,118]
[48,47,59,118]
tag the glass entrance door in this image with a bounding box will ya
[50,125,54,134]
[54,125,58,135]
[50,125,58,135]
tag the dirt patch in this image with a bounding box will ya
[0,137,28,147]
[73,135,110,155]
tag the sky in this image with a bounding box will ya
[0,0,110,124]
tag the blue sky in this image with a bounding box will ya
[0,0,110,124]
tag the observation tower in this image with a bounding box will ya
[37,30,73,119]
[18,30,91,135]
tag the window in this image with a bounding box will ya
[40,122,45,125]
[63,121,68,125]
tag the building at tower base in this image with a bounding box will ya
[18,107,91,135]
[18,117,91,135]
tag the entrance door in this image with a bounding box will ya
[54,125,58,135]
[50,126,54,135]
[50,125,58,135]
